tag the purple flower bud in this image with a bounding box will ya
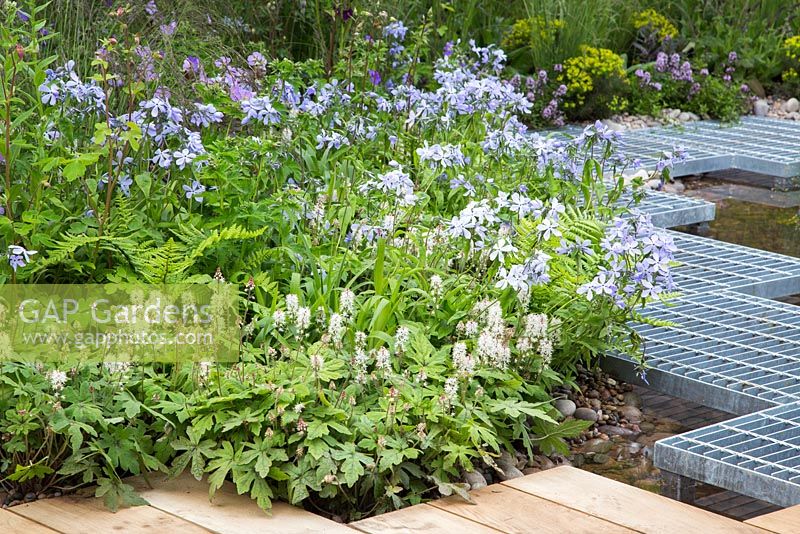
[368,69,381,86]
[17,10,30,22]
[443,41,454,57]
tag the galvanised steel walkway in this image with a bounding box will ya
[629,190,715,228]
[621,117,800,180]
[596,117,800,508]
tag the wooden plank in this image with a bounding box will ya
[745,505,800,534]
[10,495,209,534]
[429,482,634,533]
[351,504,501,534]
[129,473,354,534]
[503,467,767,534]
[0,508,58,533]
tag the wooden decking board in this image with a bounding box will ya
[9,495,209,533]
[697,490,741,507]
[1,507,59,533]
[429,481,634,533]
[715,495,766,513]
[502,466,766,534]
[745,505,800,533]
[351,503,501,534]
[128,473,353,534]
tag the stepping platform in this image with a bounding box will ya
[1,467,766,533]
[619,117,800,179]
[548,117,800,179]
[4,473,352,534]
[745,503,800,532]
[669,231,800,298]
[604,291,800,415]
[352,466,762,534]
[632,191,715,228]
[655,402,800,508]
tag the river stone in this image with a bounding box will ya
[622,391,642,407]
[597,425,639,438]
[582,438,613,454]
[784,98,800,112]
[555,399,576,417]
[602,119,625,132]
[678,112,693,122]
[496,451,524,480]
[591,453,610,465]
[574,407,598,422]
[619,405,643,424]
[533,455,556,470]
[663,180,685,194]
[753,100,769,116]
[463,470,487,491]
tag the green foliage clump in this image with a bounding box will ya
[560,45,629,119]
[782,35,800,90]
[632,9,678,41]
[502,16,566,52]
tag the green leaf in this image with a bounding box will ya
[95,478,148,512]
[62,160,87,182]
[305,420,329,440]
[206,441,237,497]
[5,461,54,482]
[134,172,153,197]
[331,443,371,487]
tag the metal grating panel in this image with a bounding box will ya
[631,191,715,228]
[547,117,800,178]
[603,291,800,415]
[654,402,800,507]
[669,230,800,298]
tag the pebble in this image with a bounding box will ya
[533,455,556,470]
[619,405,643,424]
[754,99,769,116]
[582,438,613,454]
[646,178,662,190]
[522,467,540,475]
[623,391,642,407]
[783,98,800,113]
[666,108,681,120]
[677,112,693,122]
[554,398,576,418]
[24,493,36,502]
[574,407,598,422]
[602,119,626,132]
[662,180,685,194]
[597,425,640,438]
[496,451,524,481]
[463,470,488,491]
[627,442,644,455]
[591,453,610,465]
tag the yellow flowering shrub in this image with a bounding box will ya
[783,35,800,84]
[502,16,565,52]
[559,46,628,118]
[633,9,678,41]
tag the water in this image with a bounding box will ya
[677,180,800,258]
